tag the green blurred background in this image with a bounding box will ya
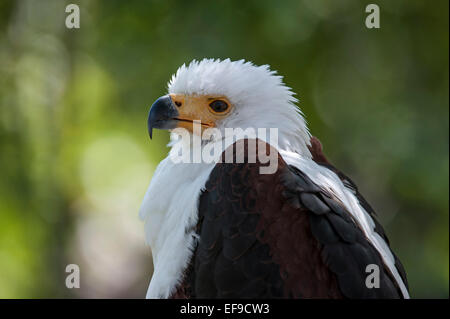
[0,0,448,298]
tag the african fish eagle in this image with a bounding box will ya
[139,59,409,299]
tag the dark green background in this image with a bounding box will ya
[0,0,448,298]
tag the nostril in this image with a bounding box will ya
[175,101,182,107]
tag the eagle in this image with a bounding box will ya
[139,59,409,299]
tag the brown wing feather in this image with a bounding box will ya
[308,136,409,291]
[171,138,406,298]
[172,139,342,298]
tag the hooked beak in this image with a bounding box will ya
[147,95,179,139]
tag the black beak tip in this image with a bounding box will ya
[147,95,178,140]
[147,109,153,139]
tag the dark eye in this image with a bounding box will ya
[209,100,229,113]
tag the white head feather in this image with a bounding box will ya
[167,58,312,158]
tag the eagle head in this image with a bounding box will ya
[148,58,311,156]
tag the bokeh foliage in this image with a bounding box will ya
[0,0,448,298]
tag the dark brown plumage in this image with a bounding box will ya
[171,138,408,299]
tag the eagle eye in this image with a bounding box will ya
[209,100,229,113]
